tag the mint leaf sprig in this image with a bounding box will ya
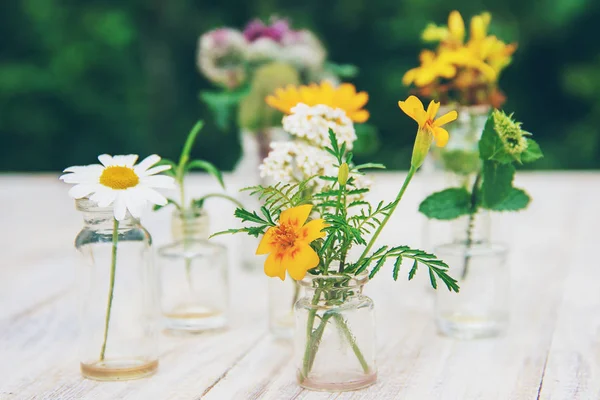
[418,109,543,280]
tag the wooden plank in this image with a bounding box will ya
[537,181,600,399]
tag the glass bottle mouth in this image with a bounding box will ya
[170,206,210,241]
[297,271,369,290]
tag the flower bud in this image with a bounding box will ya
[338,163,349,186]
[492,109,528,155]
[410,128,433,169]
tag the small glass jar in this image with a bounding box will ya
[268,275,301,339]
[435,243,509,339]
[158,207,229,332]
[294,273,377,391]
[74,199,159,381]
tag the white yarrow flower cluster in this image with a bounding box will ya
[259,141,334,185]
[282,103,357,150]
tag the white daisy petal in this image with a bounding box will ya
[89,188,117,207]
[140,175,175,189]
[68,184,97,199]
[98,154,114,167]
[60,165,104,184]
[140,164,172,177]
[113,194,127,221]
[124,189,144,219]
[112,155,139,167]
[136,186,168,206]
[134,155,161,174]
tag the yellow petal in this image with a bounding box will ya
[264,251,286,280]
[349,91,369,110]
[402,69,417,86]
[349,109,370,123]
[448,10,465,42]
[434,110,458,127]
[398,95,426,125]
[432,126,450,147]
[279,204,312,230]
[284,244,320,281]
[256,227,276,255]
[426,100,440,120]
[298,219,327,244]
[470,15,486,41]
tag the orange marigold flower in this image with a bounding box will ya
[265,81,369,123]
[256,204,327,280]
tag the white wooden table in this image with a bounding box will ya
[1,172,599,399]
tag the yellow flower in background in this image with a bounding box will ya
[469,12,491,41]
[256,204,327,281]
[402,50,457,87]
[447,10,466,43]
[398,95,457,147]
[421,23,449,42]
[444,47,497,82]
[265,81,369,123]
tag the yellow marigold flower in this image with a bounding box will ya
[421,23,449,42]
[256,204,327,281]
[444,47,497,82]
[448,10,466,43]
[265,81,369,123]
[469,12,491,41]
[398,95,458,148]
[402,50,457,87]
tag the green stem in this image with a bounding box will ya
[333,314,370,373]
[357,166,417,264]
[300,289,321,380]
[99,219,119,361]
[461,172,482,280]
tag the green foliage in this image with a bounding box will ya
[419,188,472,220]
[200,86,251,131]
[481,161,515,208]
[441,150,481,175]
[521,138,544,163]
[487,188,530,211]
[420,111,542,219]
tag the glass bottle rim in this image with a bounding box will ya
[297,271,369,289]
[76,197,113,213]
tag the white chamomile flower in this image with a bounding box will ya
[60,154,175,221]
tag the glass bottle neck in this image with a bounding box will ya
[171,207,210,241]
[76,199,137,229]
[299,273,368,305]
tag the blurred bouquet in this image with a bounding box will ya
[404,11,517,108]
[197,17,355,133]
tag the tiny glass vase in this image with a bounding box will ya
[74,199,159,381]
[422,105,492,249]
[158,207,229,332]
[294,273,377,391]
[435,243,509,339]
[268,274,301,339]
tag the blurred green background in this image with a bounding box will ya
[1,0,599,172]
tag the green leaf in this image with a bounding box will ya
[200,86,250,131]
[481,161,515,208]
[441,150,481,176]
[179,121,204,167]
[368,257,387,279]
[418,188,472,220]
[353,163,386,171]
[152,198,180,211]
[479,114,514,164]
[187,159,224,189]
[392,256,402,281]
[408,260,418,280]
[324,62,359,78]
[486,187,531,211]
[521,138,544,163]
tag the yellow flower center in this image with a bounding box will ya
[273,223,298,249]
[99,166,139,190]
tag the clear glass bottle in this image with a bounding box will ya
[158,207,229,332]
[421,105,492,249]
[268,275,301,339]
[435,243,509,339]
[294,273,377,391]
[74,199,159,381]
